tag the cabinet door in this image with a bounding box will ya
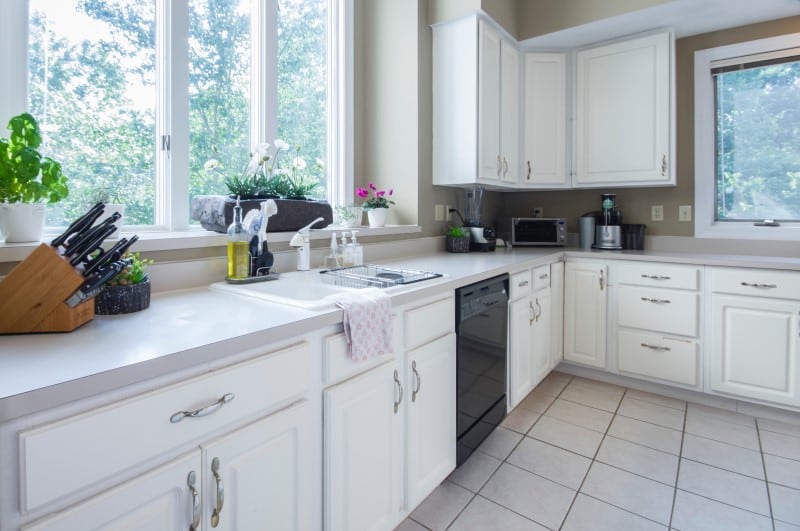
[508,296,534,408]
[564,262,608,368]
[500,39,520,184]
[575,32,671,186]
[478,20,501,182]
[325,361,404,531]
[406,333,457,509]
[24,452,201,531]
[550,262,565,369]
[202,401,312,531]
[710,295,800,406]
[523,53,567,187]
[532,290,552,385]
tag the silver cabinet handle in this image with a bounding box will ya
[412,361,421,402]
[661,154,667,176]
[497,155,502,176]
[188,471,200,531]
[502,156,508,177]
[534,298,542,322]
[518,279,529,287]
[529,300,535,325]
[741,282,777,289]
[170,393,235,423]
[641,297,671,304]
[393,369,403,414]
[527,160,531,181]
[211,457,224,528]
[539,274,549,281]
[599,270,605,291]
[641,343,671,352]
[641,274,671,280]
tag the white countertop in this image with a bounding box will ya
[2,246,799,422]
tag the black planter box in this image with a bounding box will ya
[95,278,151,315]
[191,195,333,233]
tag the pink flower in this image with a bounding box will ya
[376,190,385,197]
[388,189,394,196]
[368,182,377,190]
[356,187,369,198]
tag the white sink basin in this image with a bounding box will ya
[210,274,357,310]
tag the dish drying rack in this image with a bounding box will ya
[320,265,442,289]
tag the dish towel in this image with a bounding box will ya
[328,288,392,361]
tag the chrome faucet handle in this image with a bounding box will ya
[298,216,325,234]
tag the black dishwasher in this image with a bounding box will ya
[455,274,509,466]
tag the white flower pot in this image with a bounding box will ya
[0,203,46,243]
[366,207,388,228]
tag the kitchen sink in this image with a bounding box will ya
[210,273,358,310]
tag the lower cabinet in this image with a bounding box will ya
[564,261,608,368]
[550,261,564,368]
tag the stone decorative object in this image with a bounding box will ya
[95,278,151,315]
[191,195,333,233]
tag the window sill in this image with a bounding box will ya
[695,222,800,242]
[0,225,422,263]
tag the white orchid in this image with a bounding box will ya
[274,139,290,151]
[245,143,272,176]
[204,159,220,171]
[292,156,307,170]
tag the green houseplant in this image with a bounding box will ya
[445,225,470,253]
[94,252,154,315]
[0,113,69,242]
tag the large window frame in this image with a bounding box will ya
[0,0,352,234]
[694,32,800,241]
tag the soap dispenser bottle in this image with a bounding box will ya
[350,230,363,266]
[227,196,250,279]
[339,233,353,267]
[325,232,340,269]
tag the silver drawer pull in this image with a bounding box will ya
[170,393,235,423]
[641,343,671,352]
[412,361,421,402]
[641,274,671,280]
[741,282,777,289]
[188,471,200,531]
[641,297,671,304]
[539,274,549,280]
[393,369,404,414]
[518,280,529,287]
[211,457,224,528]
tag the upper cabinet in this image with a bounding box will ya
[433,15,520,187]
[575,31,673,187]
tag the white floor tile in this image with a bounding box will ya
[532,375,570,398]
[448,451,502,493]
[480,463,575,529]
[625,388,686,411]
[408,481,473,531]
[581,462,674,525]
[682,433,765,479]
[596,435,679,485]
[618,396,685,430]
[528,415,604,458]
[476,427,523,460]
[517,389,556,414]
[448,495,548,531]
[761,430,800,461]
[671,489,772,531]
[684,413,760,450]
[758,417,800,438]
[562,493,666,531]
[607,415,683,455]
[507,437,592,489]
[501,407,540,434]
[774,521,800,530]
[394,518,429,531]
[764,453,800,489]
[687,403,756,427]
[677,459,770,516]
[545,398,614,433]
[569,376,626,395]
[770,483,800,526]
[560,382,624,412]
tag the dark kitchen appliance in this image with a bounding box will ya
[464,187,496,252]
[592,193,624,250]
[510,218,567,246]
[456,274,509,466]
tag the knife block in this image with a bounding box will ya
[0,244,94,334]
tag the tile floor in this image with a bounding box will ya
[397,372,800,531]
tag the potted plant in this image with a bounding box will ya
[335,205,363,227]
[94,252,154,315]
[445,225,471,253]
[357,183,394,228]
[0,113,69,242]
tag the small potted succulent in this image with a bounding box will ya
[445,225,471,253]
[357,183,394,227]
[94,252,154,315]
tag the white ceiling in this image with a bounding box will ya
[520,0,800,49]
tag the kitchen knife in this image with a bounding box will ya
[69,223,119,266]
[63,212,121,258]
[65,259,130,308]
[51,202,106,248]
[82,235,139,277]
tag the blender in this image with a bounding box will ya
[593,193,623,250]
[464,186,496,252]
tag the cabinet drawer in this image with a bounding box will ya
[618,330,698,386]
[617,262,699,290]
[404,296,455,351]
[323,317,399,386]
[532,265,551,291]
[20,342,311,514]
[711,267,800,300]
[510,270,532,299]
[617,286,698,337]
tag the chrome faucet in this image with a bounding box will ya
[289,217,325,271]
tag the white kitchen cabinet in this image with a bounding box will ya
[509,294,536,408]
[550,261,565,369]
[564,262,608,368]
[523,53,567,187]
[433,14,520,186]
[575,31,673,187]
[325,360,404,531]
[532,289,552,383]
[709,267,800,407]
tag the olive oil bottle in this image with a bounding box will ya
[227,196,250,279]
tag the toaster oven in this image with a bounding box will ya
[511,217,567,246]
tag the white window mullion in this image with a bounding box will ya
[0,1,28,126]
[253,0,278,147]
[328,0,354,207]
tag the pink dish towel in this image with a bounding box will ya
[328,288,392,361]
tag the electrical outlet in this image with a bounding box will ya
[679,205,692,222]
[445,204,452,221]
[651,205,664,221]
[533,207,543,218]
[434,204,444,222]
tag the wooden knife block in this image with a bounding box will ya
[0,244,94,334]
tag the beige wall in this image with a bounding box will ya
[500,15,800,236]
[428,0,480,26]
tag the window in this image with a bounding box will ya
[13,0,351,232]
[695,33,800,240]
